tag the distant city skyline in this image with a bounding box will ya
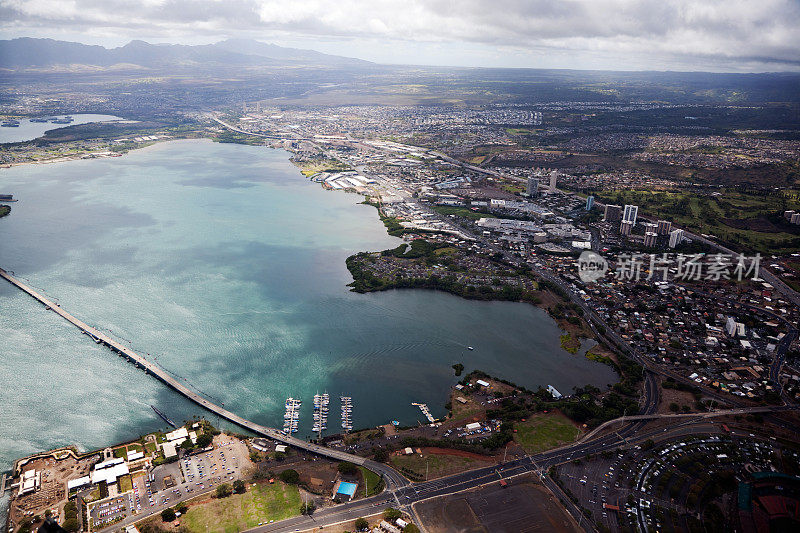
[0,0,798,72]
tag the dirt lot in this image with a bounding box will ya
[391,448,495,481]
[9,451,95,527]
[657,387,698,414]
[414,475,581,533]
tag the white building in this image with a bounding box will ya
[668,228,684,248]
[644,232,658,247]
[91,458,129,485]
[19,469,41,496]
[623,204,638,225]
[549,171,558,192]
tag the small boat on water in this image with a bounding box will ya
[467,346,474,350]
[1,121,20,127]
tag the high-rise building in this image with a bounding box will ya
[644,232,658,247]
[792,213,800,225]
[623,205,639,225]
[668,228,684,248]
[604,204,622,222]
[586,195,594,211]
[784,210,796,221]
[620,220,634,235]
[657,220,672,235]
[527,176,539,196]
[549,171,558,192]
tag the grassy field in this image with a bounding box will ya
[391,453,484,480]
[118,475,133,493]
[182,483,301,533]
[595,188,800,254]
[514,413,581,454]
[359,467,384,497]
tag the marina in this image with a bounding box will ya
[283,397,301,434]
[340,396,353,432]
[312,392,329,436]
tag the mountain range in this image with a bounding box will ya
[0,37,373,70]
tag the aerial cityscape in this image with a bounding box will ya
[1,2,800,533]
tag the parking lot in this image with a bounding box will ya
[181,437,248,492]
[89,494,133,530]
[95,435,253,532]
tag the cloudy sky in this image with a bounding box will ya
[1,0,798,71]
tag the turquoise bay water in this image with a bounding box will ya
[0,139,616,475]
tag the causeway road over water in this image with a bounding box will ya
[0,267,408,491]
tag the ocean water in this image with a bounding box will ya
[0,114,122,144]
[0,139,616,493]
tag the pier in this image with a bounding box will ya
[0,267,407,489]
[412,402,436,423]
[341,396,353,432]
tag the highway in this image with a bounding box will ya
[247,413,785,533]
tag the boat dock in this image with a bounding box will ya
[412,402,436,423]
[312,393,329,436]
[283,398,301,433]
[340,396,353,432]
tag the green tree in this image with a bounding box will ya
[233,480,246,494]
[383,508,402,521]
[452,363,464,377]
[195,433,213,448]
[354,517,369,531]
[338,462,358,476]
[161,508,176,522]
[215,484,232,498]
[61,518,80,532]
[279,469,300,484]
[373,447,389,463]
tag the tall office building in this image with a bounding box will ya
[586,195,594,211]
[644,232,658,247]
[668,228,684,248]
[603,204,622,222]
[549,171,558,193]
[623,204,639,225]
[527,176,539,196]
[657,220,672,235]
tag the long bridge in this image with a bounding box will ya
[0,267,408,491]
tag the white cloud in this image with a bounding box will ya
[1,0,798,70]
